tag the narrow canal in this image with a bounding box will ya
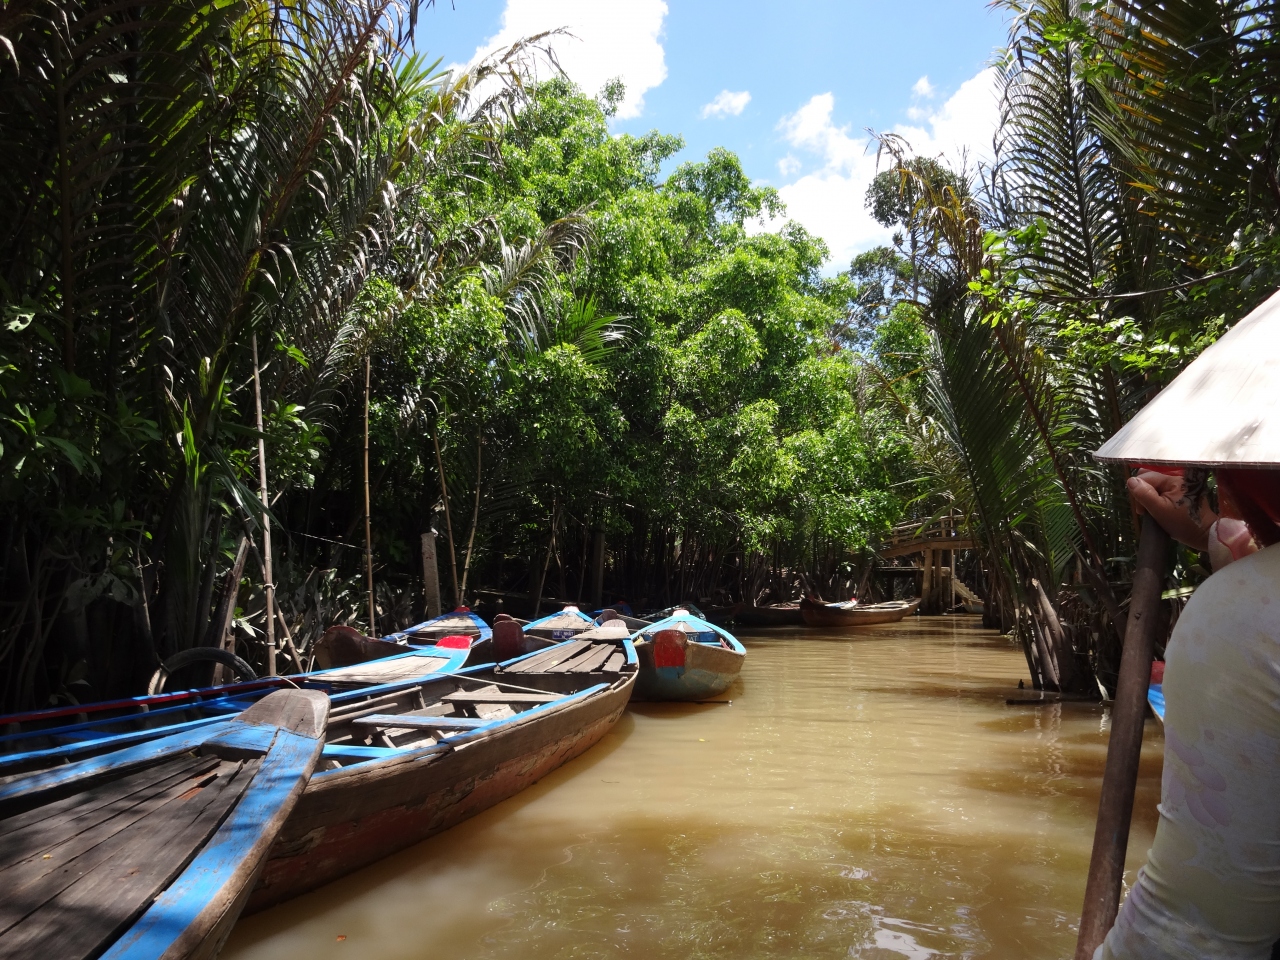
[223,616,1164,959]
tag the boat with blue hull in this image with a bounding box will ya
[0,645,470,777]
[631,609,746,701]
[1148,660,1165,723]
[0,688,327,960]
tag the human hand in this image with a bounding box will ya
[1126,469,1217,551]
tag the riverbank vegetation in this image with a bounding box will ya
[1,0,1277,709]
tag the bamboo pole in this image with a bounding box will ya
[1074,513,1171,959]
[251,334,275,677]
[363,354,376,637]
[431,426,460,608]
[459,435,482,602]
[421,531,442,618]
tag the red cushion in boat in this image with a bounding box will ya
[437,634,472,650]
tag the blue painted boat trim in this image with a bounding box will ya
[384,610,494,645]
[1148,683,1165,723]
[524,608,595,633]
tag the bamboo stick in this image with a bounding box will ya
[431,426,460,608]
[1074,513,1171,959]
[364,353,376,637]
[251,334,276,677]
[459,435,482,601]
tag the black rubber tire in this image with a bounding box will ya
[147,647,258,695]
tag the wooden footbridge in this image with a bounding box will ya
[875,514,980,614]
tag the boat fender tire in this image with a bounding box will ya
[148,647,258,695]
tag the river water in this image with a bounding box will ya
[223,616,1164,960]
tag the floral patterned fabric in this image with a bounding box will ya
[1098,543,1280,959]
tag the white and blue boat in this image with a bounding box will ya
[631,608,746,701]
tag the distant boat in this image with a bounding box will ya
[248,632,637,910]
[631,609,746,701]
[798,596,921,628]
[0,689,327,960]
[0,646,471,778]
[314,608,493,669]
[962,601,985,615]
[734,602,803,627]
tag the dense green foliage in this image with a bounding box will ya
[0,7,907,710]
[861,0,1280,692]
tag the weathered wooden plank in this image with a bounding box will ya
[319,656,448,685]
[602,652,625,673]
[353,715,488,730]
[503,640,591,674]
[234,689,328,739]
[566,644,616,673]
[0,753,211,846]
[0,759,253,956]
[0,756,217,875]
[100,726,324,960]
[442,691,562,704]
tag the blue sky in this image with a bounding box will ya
[415,1,1009,270]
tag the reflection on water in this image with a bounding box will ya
[223,617,1163,959]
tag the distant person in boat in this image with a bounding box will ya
[1091,292,1280,960]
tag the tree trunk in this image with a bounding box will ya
[431,426,459,608]
[421,531,442,618]
[459,435,482,602]
[589,526,605,609]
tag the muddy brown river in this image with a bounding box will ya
[223,616,1164,959]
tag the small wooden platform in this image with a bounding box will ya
[319,655,449,686]
[500,641,626,675]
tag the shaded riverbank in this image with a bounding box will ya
[224,615,1163,959]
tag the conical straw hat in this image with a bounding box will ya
[1095,288,1280,467]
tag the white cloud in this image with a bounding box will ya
[758,68,1001,271]
[701,89,751,119]
[777,155,801,177]
[458,1,668,120]
[912,75,936,99]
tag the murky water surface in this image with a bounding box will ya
[224,616,1163,959]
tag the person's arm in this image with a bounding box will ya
[1127,470,1257,570]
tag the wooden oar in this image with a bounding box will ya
[1074,513,1171,959]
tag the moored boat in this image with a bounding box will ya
[734,602,803,627]
[1148,660,1165,724]
[522,606,596,644]
[631,609,746,701]
[313,608,491,669]
[248,631,637,910]
[0,646,471,776]
[0,689,327,960]
[798,596,921,628]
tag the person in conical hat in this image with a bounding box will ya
[1091,289,1280,960]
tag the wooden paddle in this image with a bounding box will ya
[1074,513,1171,959]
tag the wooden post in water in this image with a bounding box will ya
[1075,513,1171,959]
[421,531,442,618]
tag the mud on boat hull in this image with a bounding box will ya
[246,672,636,911]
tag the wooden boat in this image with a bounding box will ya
[962,601,985,615]
[247,631,637,910]
[313,608,489,669]
[522,606,596,643]
[631,609,746,701]
[734,602,803,627]
[798,596,921,628]
[0,689,327,960]
[0,646,471,777]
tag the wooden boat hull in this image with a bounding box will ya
[734,603,803,627]
[633,640,744,700]
[798,597,921,628]
[247,670,635,911]
[0,690,326,960]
